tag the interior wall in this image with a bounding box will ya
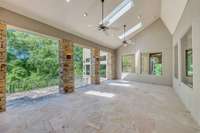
[172,0,200,125]
[116,19,173,86]
[161,0,188,34]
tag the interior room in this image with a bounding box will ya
[0,0,200,133]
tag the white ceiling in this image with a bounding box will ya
[0,0,161,49]
[161,0,188,34]
[0,0,189,49]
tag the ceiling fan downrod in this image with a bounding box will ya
[101,0,105,25]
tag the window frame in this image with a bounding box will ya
[121,54,135,73]
[174,44,179,79]
[185,49,193,77]
[149,52,163,76]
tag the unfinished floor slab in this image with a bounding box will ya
[0,80,200,133]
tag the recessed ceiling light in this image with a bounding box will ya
[66,0,70,3]
[119,22,143,40]
[83,12,88,17]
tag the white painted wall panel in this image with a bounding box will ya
[161,0,188,34]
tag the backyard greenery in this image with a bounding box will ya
[7,30,59,93]
[73,46,83,76]
[6,30,107,93]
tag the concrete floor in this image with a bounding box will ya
[0,80,200,133]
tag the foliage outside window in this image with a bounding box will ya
[122,55,134,73]
[73,46,83,76]
[100,51,108,80]
[149,53,162,76]
[100,64,106,78]
[74,46,92,88]
[7,29,59,94]
[86,58,90,63]
[186,49,193,77]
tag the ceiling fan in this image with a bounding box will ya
[98,0,109,32]
[122,25,135,47]
[89,0,119,36]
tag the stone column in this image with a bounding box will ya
[91,48,100,84]
[59,39,74,93]
[107,50,116,80]
[0,23,6,112]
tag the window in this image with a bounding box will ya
[181,28,193,88]
[86,65,90,75]
[74,46,91,88]
[122,55,135,73]
[174,45,178,78]
[149,53,162,76]
[101,0,134,26]
[100,64,106,78]
[6,29,59,94]
[100,55,106,61]
[186,49,193,77]
[100,51,108,81]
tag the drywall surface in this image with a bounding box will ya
[161,0,188,34]
[116,19,172,86]
[172,0,200,125]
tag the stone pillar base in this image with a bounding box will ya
[0,23,6,112]
[91,48,100,84]
[59,39,74,93]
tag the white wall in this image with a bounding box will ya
[161,0,188,34]
[172,0,200,125]
[116,19,173,86]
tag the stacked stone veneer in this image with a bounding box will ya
[0,23,6,112]
[107,50,116,80]
[91,48,100,84]
[59,39,74,93]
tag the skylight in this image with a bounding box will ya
[101,0,134,26]
[119,22,143,39]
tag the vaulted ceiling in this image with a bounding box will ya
[0,0,188,49]
[161,0,188,34]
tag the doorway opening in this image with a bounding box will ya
[100,50,108,82]
[6,28,59,102]
[74,44,91,88]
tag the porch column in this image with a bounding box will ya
[59,39,74,93]
[0,22,6,112]
[91,48,100,84]
[107,50,116,80]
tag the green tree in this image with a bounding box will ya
[7,30,59,93]
[73,46,83,76]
